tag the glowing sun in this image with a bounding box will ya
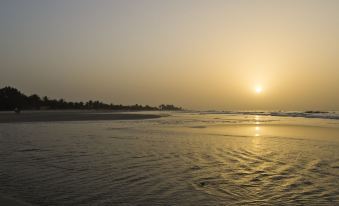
[255,86,263,94]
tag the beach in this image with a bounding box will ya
[0,194,33,206]
[0,112,338,205]
[0,111,162,123]
[2,0,339,205]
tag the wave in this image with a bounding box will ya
[199,111,339,120]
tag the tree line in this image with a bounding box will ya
[0,86,182,111]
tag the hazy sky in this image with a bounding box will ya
[1,0,339,110]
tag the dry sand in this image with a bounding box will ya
[0,111,162,123]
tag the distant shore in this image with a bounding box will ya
[0,110,163,123]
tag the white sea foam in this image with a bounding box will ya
[199,110,339,120]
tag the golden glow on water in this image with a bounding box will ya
[254,126,261,137]
[251,136,261,147]
[255,115,260,125]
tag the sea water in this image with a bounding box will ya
[0,112,338,205]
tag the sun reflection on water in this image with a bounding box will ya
[254,126,261,137]
[252,125,262,150]
[255,115,260,125]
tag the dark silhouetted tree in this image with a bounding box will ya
[0,86,182,111]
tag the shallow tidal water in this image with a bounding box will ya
[0,112,338,205]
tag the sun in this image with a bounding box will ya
[255,86,263,94]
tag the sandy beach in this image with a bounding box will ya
[0,112,338,205]
[0,111,162,206]
[0,111,162,123]
[0,194,33,206]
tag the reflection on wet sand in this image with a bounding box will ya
[0,112,338,205]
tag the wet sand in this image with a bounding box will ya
[0,111,162,123]
[1,112,338,205]
[0,194,33,206]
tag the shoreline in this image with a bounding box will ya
[0,111,163,123]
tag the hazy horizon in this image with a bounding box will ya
[1,0,339,110]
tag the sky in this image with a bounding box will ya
[1,0,339,110]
